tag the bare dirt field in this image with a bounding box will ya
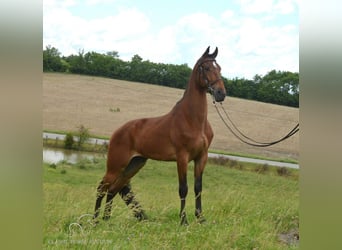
[43,73,299,160]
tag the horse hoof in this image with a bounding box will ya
[92,219,100,227]
[180,217,189,226]
[102,215,111,221]
[135,211,148,221]
[197,216,206,224]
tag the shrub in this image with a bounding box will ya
[255,164,269,174]
[109,107,120,112]
[237,163,244,170]
[277,167,290,176]
[228,159,238,168]
[64,132,74,149]
[49,163,57,169]
[209,156,235,167]
[76,125,90,150]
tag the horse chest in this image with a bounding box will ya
[179,130,209,152]
[197,133,209,149]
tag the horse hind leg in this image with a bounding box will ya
[119,156,148,220]
[102,156,148,221]
[103,190,116,220]
[94,173,120,221]
[93,180,108,222]
[102,177,124,221]
[121,156,147,179]
[119,183,147,221]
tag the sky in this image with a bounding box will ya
[43,0,299,79]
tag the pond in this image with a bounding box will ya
[43,147,105,164]
[43,146,299,169]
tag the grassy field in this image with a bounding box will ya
[43,157,298,249]
[43,73,299,161]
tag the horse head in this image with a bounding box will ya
[196,46,226,102]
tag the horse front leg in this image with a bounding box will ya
[194,173,206,223]
[177,156,189,226]
[194,154,207,223]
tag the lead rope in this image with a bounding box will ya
[211,97,299,147]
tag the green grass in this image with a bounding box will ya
[43,158,298,249]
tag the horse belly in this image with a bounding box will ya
[132,118,177,161]
[136,133,177,161]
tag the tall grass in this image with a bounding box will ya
[43,158,298,249]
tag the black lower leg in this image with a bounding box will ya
[94,180,106,220]
[103,192,115,220]
[195,175,206,223]
[119,183,147,220]
[179,182,188,225]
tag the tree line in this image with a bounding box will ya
[43,45,299,107]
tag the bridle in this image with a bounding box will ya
[198,59,223,93]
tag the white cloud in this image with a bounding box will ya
[158,11,298,78]
[43,0,77,8]
[221,10,235,20]
[43,1,298,79]
[274,0,297,14]
[238,0,274,14]
[222,17,298,78]
[238,0,297,15]
[43,2,151,57]
[85,0,117,5]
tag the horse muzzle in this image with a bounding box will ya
[206,78,226,102]
[212,88,226,102]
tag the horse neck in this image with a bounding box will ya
[180,73,208,125]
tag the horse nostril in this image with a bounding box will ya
[214,89,226,102]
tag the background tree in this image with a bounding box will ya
[43,46,299,107]
[43,45,68,72]
[256,70,299,107]
[67,49,87,74]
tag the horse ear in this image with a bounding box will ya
[210,47,218,58]
[201,46,210,57]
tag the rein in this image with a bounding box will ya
[211,99,299,147]
[199,58,299,147]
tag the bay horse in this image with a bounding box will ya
[94,46,226,225]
